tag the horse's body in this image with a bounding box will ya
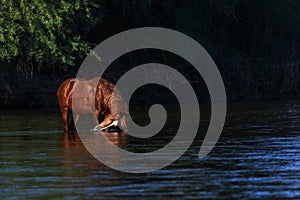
[57,77,127,131]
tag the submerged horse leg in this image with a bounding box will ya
[60,106,69,131]
[73,113,80,129]
[93,110,100,127]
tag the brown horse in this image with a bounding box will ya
[57,77,127,131]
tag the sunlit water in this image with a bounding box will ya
[0,101,300,199]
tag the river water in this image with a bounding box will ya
[0,100,300,199]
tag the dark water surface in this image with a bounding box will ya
[0,101,300,199]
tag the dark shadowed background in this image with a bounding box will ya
[0,0,299,108]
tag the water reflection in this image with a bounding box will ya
[61,131,127,167]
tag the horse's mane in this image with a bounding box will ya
[97,78,127,130]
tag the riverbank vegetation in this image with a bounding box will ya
[0,0,299,107]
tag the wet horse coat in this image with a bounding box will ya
[57,77,127,131]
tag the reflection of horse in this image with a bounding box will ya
[61,131,126,168]
[57,77,127,131]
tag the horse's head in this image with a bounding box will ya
[99,112,127,132]
[98,93,128,132]
[96,78,128,132]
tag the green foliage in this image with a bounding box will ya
[0,0,100,76]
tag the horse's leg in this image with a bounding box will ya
[67,109,75,130]
[73,113,80,128]
[93,110,100,127]
[60,106,69,131]
[57,78,77,131]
